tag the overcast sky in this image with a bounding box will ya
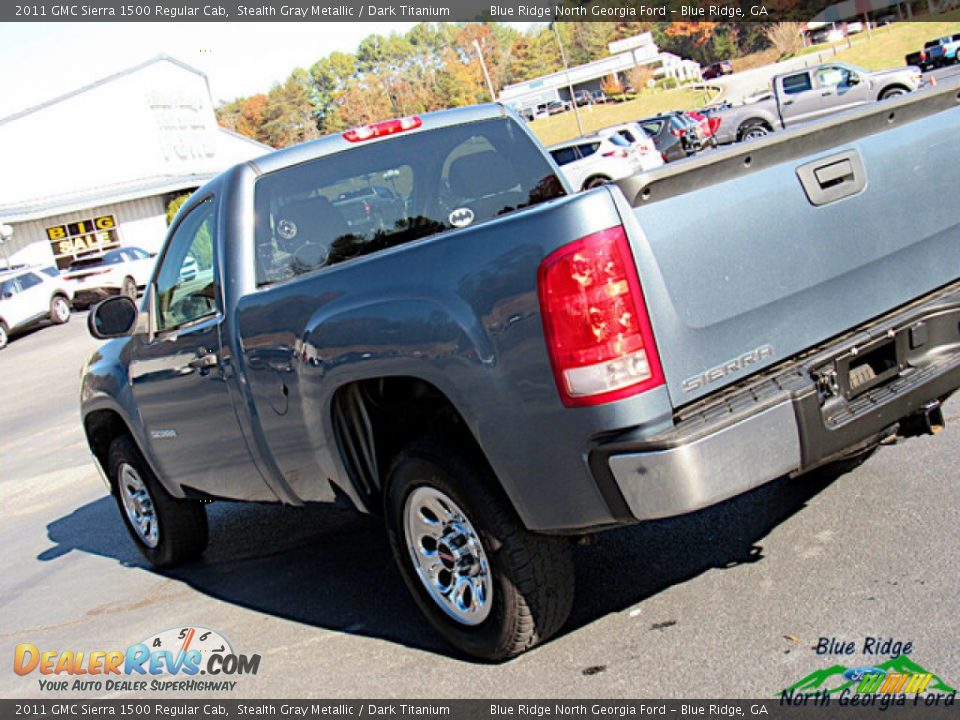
[1,22,525,118]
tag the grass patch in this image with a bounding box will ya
[528,88,709,146]
[803,13,960,70]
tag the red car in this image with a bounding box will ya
[686,111,720,146]
[702,60,734,80]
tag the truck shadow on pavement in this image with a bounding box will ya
[40,459,861,661]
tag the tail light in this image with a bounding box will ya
[537,226,664,407]
[708,118,721,134]
[671,127,685,137]
[661,152,668,162]
[343,116,422,143]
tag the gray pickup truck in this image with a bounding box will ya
[713,61,922,144]
[82,85,960,660]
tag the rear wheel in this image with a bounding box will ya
[739,120,770,142]
[385,435,575,661]
[50,295,71,324]
[582,175,611,191]
[0,322,8,349]
[108,435,208,567]
[122,276,137,299]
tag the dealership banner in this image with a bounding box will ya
[3,0,935,23]
[2,699,959,718]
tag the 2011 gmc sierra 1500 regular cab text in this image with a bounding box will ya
[82,84,960,660]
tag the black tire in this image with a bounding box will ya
[49,294,71,325]
[122,276,137,299]
[108,435,208,568]
[738,120,770,142]
[385,434,574,661]
[879,86,907,100]
[0,321,8,350]
[582,175,611,191]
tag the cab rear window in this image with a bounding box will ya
[254,118,566,287]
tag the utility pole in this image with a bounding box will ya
[472,40,497,102]
[552,24,585,138]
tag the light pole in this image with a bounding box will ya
[472,39,497,103]
[0,224,12,270]
[552,24,585,138]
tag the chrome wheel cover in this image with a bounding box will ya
[118,463,159,548]
[403,486,493,626]
[53,297,69,322]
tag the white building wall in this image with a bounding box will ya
[0,59,227,208]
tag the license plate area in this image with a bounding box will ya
[835,333,907,400]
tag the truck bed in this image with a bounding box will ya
[615,81,960,407]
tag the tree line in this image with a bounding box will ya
[216,22,772,148]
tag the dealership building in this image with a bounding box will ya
[498,33,702,115]
[0,55,270,270]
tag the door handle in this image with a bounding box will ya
[821,91,833,96]
[782,99,794,106]
[796,150,866,206]
[188,350,218,370]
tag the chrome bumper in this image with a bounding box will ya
[607,402,800,521]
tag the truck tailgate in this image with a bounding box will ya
[617,87,960,406]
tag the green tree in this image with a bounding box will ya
[261,68,320,148]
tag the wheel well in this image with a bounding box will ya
[880,84,909,97]
[738,118,771,136]
[581,175,610,191]
[331,377,486,510]
[84,409,133,488]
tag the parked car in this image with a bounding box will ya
[544,100,570,115]
[711,61,922,144]
[547,134,648,191]
[572,90,593,107]
[686,110,720,147]
[927,34,960,68]
[636,113,700,162]
[702,60,734,80]
[594,123,666,172]
[591,90,608,104]
[333,184,407,232]
[62,246,156,308]
[0,265,73,349]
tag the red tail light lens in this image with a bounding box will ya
[537,226,664,407]
[671,127,685,137]
[342,116,422,143]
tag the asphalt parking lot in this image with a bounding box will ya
[2,311,958,699]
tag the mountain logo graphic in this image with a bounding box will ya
[449,207,475,228]
[782,655,956,697]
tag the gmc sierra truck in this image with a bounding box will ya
[82,83,960,660]
[712,61,922,144]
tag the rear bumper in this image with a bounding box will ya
[598,281,960,522]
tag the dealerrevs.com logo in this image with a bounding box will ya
[14,626,260,692]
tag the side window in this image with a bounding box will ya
[640,121,661,136]
[816,66,848,88]
[154,199,218,332]
[782,72,813,95]
[577,142,601,157]
[550,147,579,166]
[618,130,636,143]
[19,273,42,291]
[1,278,22,297]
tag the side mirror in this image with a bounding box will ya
[847,73,861,85]
[3,291,12,299]
[88,295,138,340]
